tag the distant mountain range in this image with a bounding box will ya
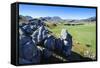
[19,15,33,24]
[40,16,63,23]
[19,15,33,21]
[40,16,96,23]
[63,16,96,23]
[81,17,96,22]
[19,15,96,24]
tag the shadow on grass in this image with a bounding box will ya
[40,51,93,64]
[66,51,92,62]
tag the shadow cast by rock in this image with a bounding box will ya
[66,51,93,62]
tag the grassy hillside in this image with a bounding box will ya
[48,22,96,59]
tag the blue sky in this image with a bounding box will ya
[19,4,96,20]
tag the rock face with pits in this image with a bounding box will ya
[19,18,73,64]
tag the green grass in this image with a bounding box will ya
[48,23,96,56]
